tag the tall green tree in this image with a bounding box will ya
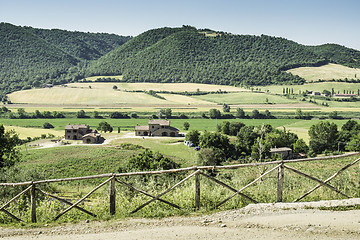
[308,121,338,154]
[0,125,21,169]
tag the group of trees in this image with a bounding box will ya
[208,108,273,119]
[1,108,65,119]
[185,122,305,165]
[185,119,360,166]
[89,26,324,86]
[309,120,360,154]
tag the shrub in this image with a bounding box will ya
[43,122,54,129]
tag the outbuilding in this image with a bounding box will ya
[270,147,293,159]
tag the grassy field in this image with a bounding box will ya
[193,91,299,104]
[2,145,358,224]
[3,125,63,139]
[7,86,170,105]
[264,81,360,96]
[5,81,360,115]
[2,117,355,145]
[1,118,302,135]
[287,63,360,82]
[68,82,243,92]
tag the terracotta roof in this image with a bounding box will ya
[148,120,170,126]
[169,126,180,132]
[65,124,89,130]
[82,133,101,138]
[135,125,149,131]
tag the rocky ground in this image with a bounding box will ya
[2,198,360,240]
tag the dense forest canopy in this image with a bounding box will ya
[1,23,360,102]
[0,22,131,101]
[85,26,360,85]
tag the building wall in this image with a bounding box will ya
[65,127,90,140]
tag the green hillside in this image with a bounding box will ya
[25,27,131,60]
[0,22,131,101]
[2,24,360,103]
[310,44,360,69]
[88,26,324,85]
[0,23,78,94]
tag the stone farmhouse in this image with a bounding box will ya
[65,124,101,144]
[135,120,180,137]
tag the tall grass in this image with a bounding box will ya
[1,155,359,225]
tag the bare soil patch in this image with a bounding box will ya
[2,199,360,240]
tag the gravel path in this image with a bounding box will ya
[2,198,360,240]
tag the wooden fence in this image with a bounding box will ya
[1,152,359,223]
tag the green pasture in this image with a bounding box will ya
[287,63,360,82]
[2,149,358,224]
[1,118,303,138]
[264,82,360,96]
[19,146,136,179]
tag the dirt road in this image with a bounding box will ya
[2,199,360,240]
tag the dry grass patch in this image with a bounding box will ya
[7,86,168,105]
[287,63,360,82]
[4,125,63,139]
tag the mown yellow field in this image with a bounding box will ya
[105,82,244,92]
[4,125,63,139]
[287,63,360,82]
[84,75,123,81]
[6,82,243,106]
[7,86,165,105]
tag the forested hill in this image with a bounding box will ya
[310,44,360,69]
[0,22,131,101]
[2,24,360,102]
[88,26,358,86]
[25,27,131,60]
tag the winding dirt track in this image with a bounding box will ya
[2,199,360,240]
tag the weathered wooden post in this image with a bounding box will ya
[358,161,360,197]
[277,163,284,202]
[195,171,200,210]
[110,176,116,215]
[30,183,37,223]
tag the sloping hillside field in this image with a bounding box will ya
[287,63,360,82]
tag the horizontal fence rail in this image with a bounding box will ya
[0,152,359,223]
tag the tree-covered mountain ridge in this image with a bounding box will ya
[0,22,131,101]
[88,25,360,86]
[1,24,360,103]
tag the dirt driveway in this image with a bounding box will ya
[2,199,360,240]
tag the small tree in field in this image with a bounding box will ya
[43,122,54,129]
[97,121,113,133]
[183,121,190,130]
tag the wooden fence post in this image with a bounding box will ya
[358,161,360,197]
[195,171,200,210]
[110,176,116,215]
[277,163,284,202]
[30,183,36,223]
